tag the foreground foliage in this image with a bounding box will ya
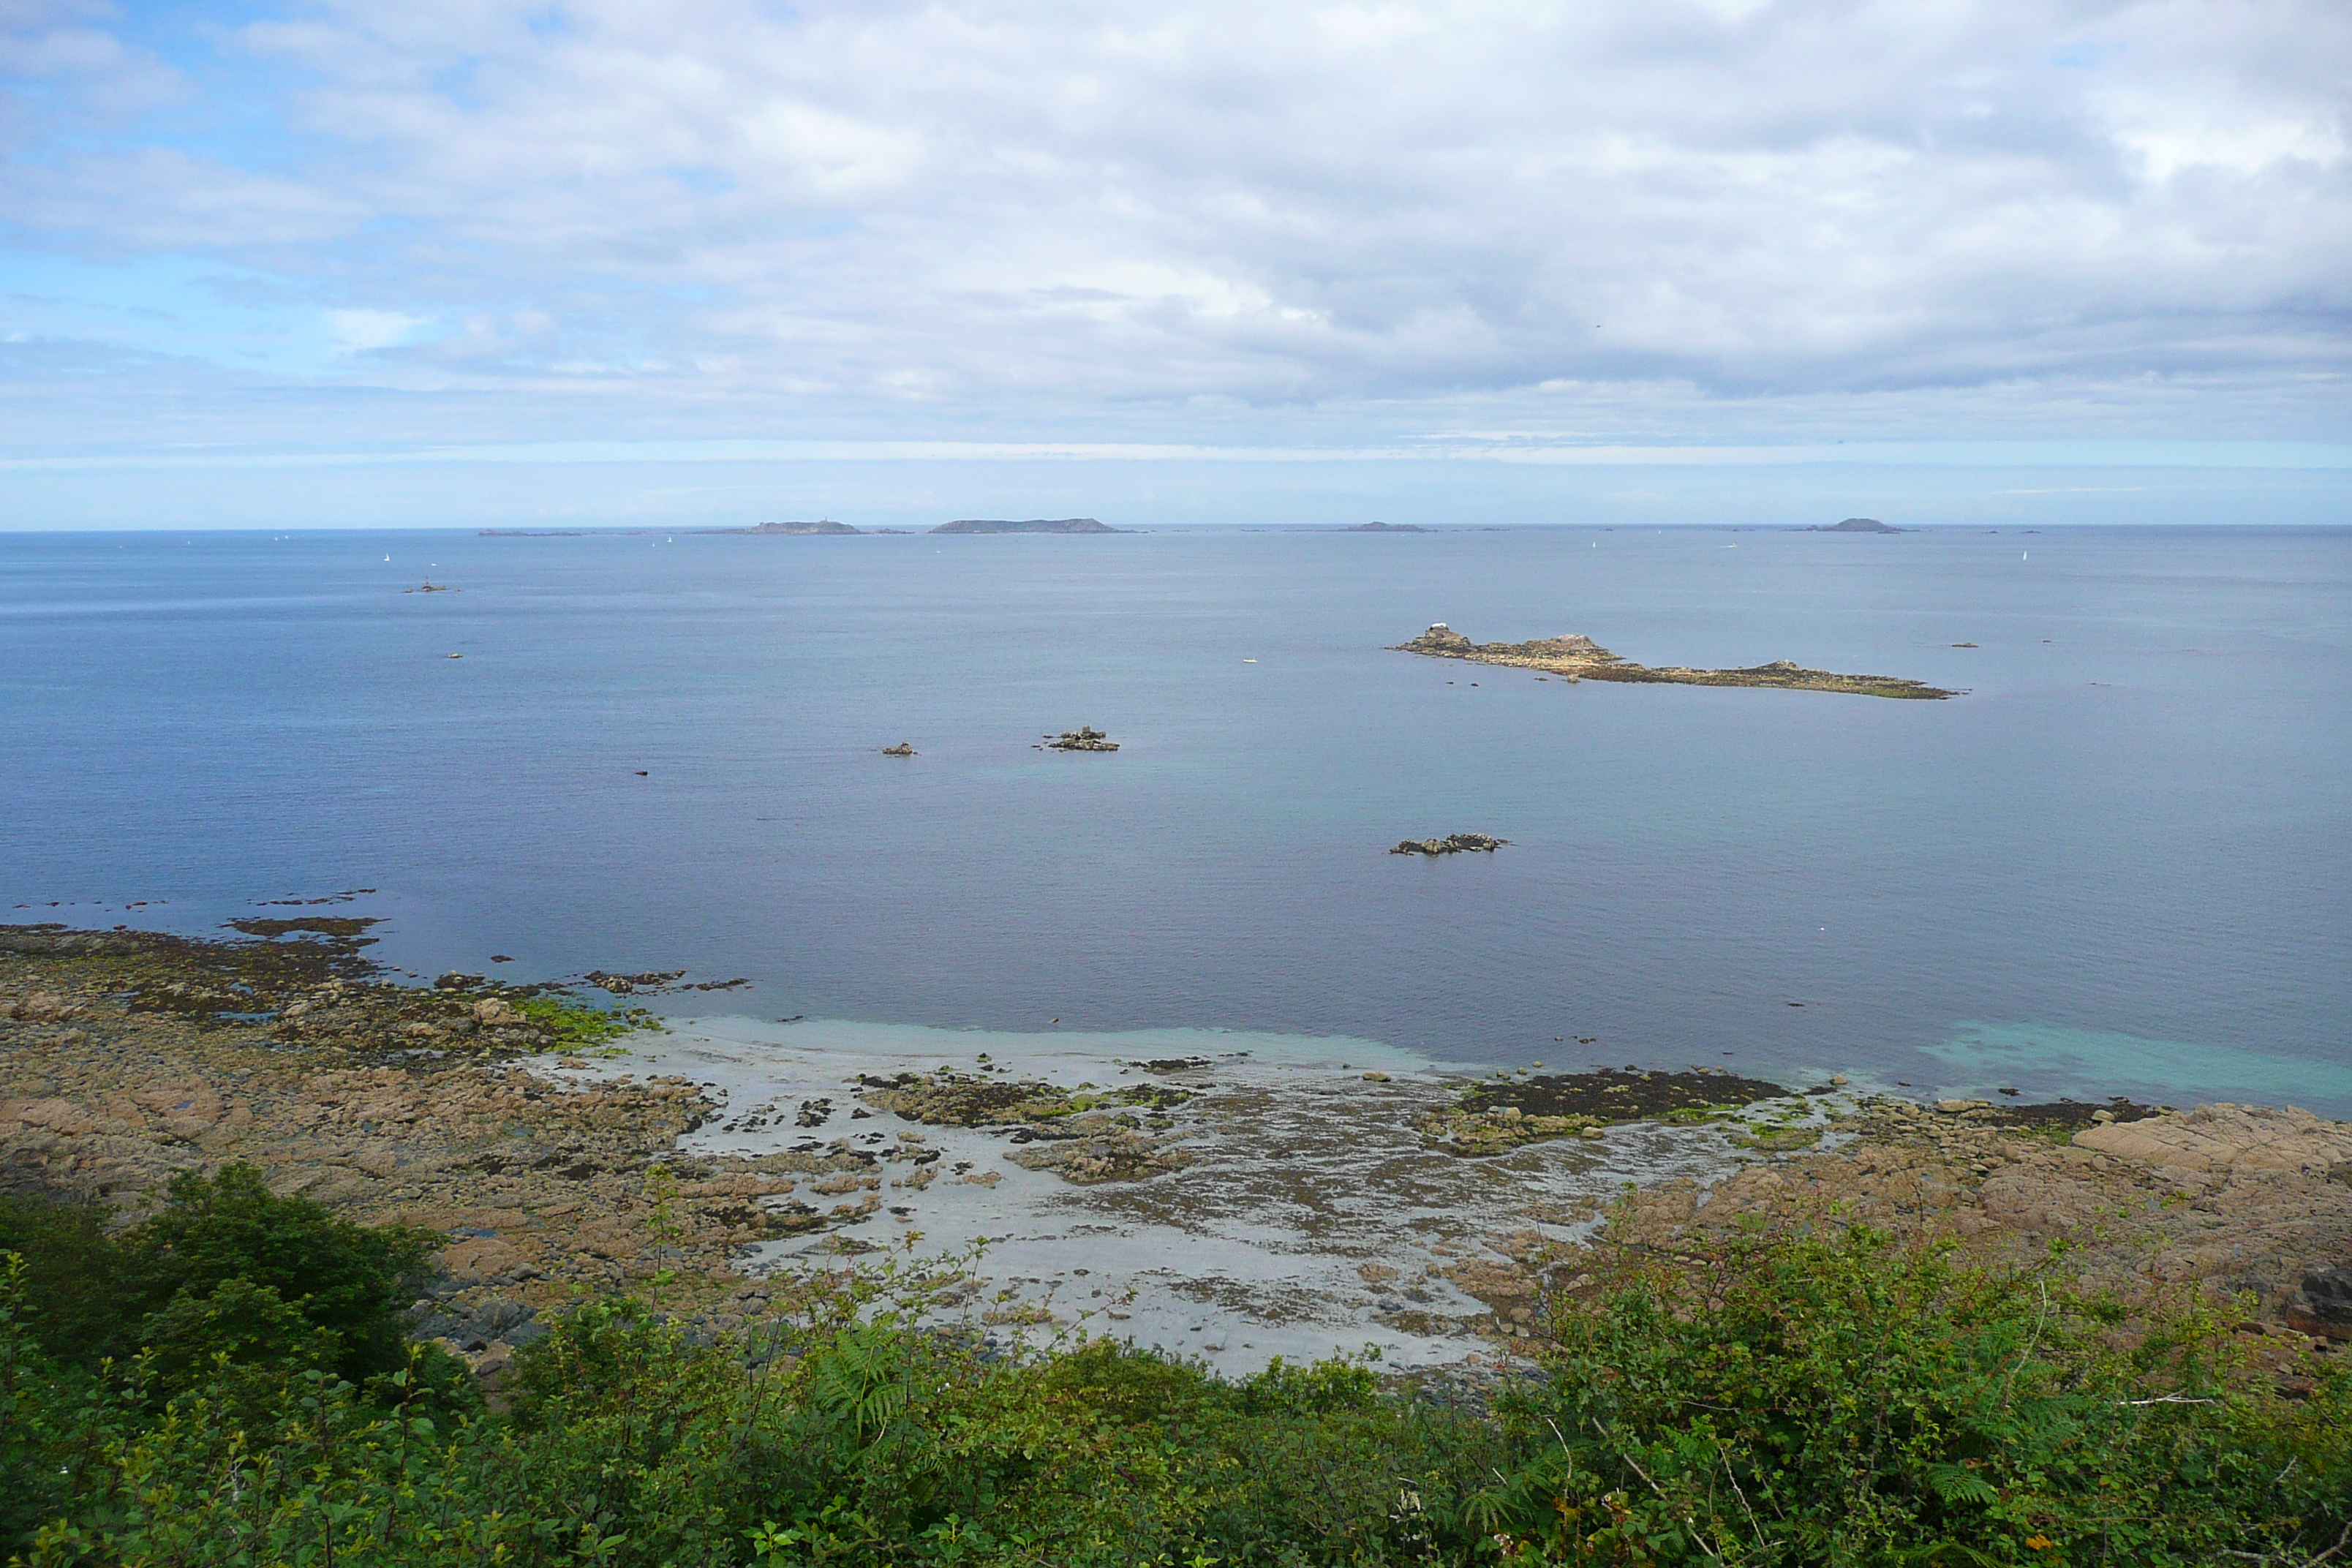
[2,1175,2345,1567]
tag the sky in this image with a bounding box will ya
[2,0,2348,529]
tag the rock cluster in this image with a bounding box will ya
[880,742,916,756]
[854,1068,1194,1183]
[1420,1066,1789,1153]
[1043,725,1120,751]
[1390,833,1509,856]
[1006,1115,1197,1184]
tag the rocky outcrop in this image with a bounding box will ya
[856,1068,1194,1185]
[2288,1264,2352,1341]
[1006,1115,1196,1184]
[1043,725,1119,751]
[931,518,1123,534]
[1569,1093,2352,1365]
[2071,1103,2352,1174]
[1420,1066,1790,1153]
[1391,623,1955,700]
[880,742,916,756]
[1390,833,1508,856]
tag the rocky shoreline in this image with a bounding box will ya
[1392,622,1956,699]
[7,921,2348,1390]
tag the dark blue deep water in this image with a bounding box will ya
[4,524,2348,1112]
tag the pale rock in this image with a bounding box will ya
[2073,1104,2352,1174]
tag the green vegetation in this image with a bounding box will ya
[3,1180,2345,1566]
[511,990,658,1048]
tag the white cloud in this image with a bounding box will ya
[325,307,430,353]
[0,0,2345,453]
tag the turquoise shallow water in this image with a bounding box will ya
[2,523,2347,1113]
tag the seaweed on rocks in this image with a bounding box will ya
[856,1068,1191,1127]
[853,1068,1197,1184]
[1422,1066,1790,1153]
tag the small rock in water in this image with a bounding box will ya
[880,742,916,756]
[1045,725,1119,752]
[1390,833,1509,856]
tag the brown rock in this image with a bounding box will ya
[2073,1104,2352,1174]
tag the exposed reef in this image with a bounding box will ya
[931,518,1123,534]
[853,1068,1195,1186]
[1390,833,1509,856]
[1420,1066,1792,1154]
[1042,724,1120,751]
[1392,622,1956,700]
[880,742,916,756]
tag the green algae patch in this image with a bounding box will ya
[856,1068,1191,1127]
[1422,1066,1791,1154]
[510,990,655,1047]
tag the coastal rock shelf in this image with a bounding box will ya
[1391,833,1509,856]
[1392,623,1956,700]
[10,922,2352,1382]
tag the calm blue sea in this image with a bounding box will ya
[4,524,2348,1114]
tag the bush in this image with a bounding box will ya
[3,1199,2345,1566]
[1477,1225,2352,1565]
[129,1164,444,1387]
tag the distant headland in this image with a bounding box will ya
[1393,623,1956,699]
[931,518,1124,535]
[1802,517,1906,533]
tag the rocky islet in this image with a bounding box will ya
[1393,622,1956,699]
[1390,833,1509,856]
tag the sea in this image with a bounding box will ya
[4,522,2349,1117]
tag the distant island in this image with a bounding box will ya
[1392,623,1955,700]
[1803,518,1906,533]
[931,518,1124,534]
[1346,521,1428,532]
[709,520,864,536]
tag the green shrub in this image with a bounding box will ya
[127,1164,444,1388]
[4,1203,2345,1566]
[0,1195,149,1369]
[1477,1225,2352,1565]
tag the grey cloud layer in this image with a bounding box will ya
[4,0,2348,437]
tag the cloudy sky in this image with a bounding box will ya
[3,0,2347,527]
